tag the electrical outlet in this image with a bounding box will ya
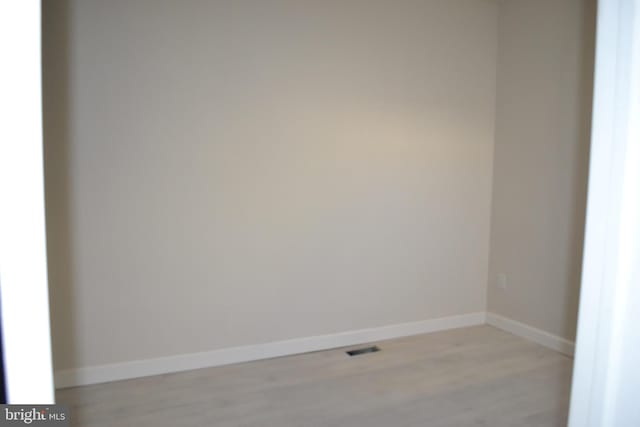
[497,273,507,290]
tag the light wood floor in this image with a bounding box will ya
[56,326,573,427]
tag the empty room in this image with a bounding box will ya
[6,0,640,425]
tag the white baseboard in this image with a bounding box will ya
[55,312,486,389]
[486,312,575,356]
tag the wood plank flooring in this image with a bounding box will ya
[56,326,573,427]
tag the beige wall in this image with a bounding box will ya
[43,0,498,370]
[487,0,595,340]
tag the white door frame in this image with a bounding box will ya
[569,0,640,425]
[0,0,55,403]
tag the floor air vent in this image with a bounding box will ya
[346,346,380,356]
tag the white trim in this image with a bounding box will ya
[568,0,640,425]
[486,313,575,356]
[0,0,55,403]
[55,312,485,388]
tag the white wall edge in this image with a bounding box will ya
[55,312,486,389]
[486,312,575,357]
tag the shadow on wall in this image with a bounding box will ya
[564,0,597,338]
[42,0,77,376]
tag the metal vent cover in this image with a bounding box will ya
[346,346,380,356]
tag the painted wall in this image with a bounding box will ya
[487,0,596,340]
[43,0,498,371]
